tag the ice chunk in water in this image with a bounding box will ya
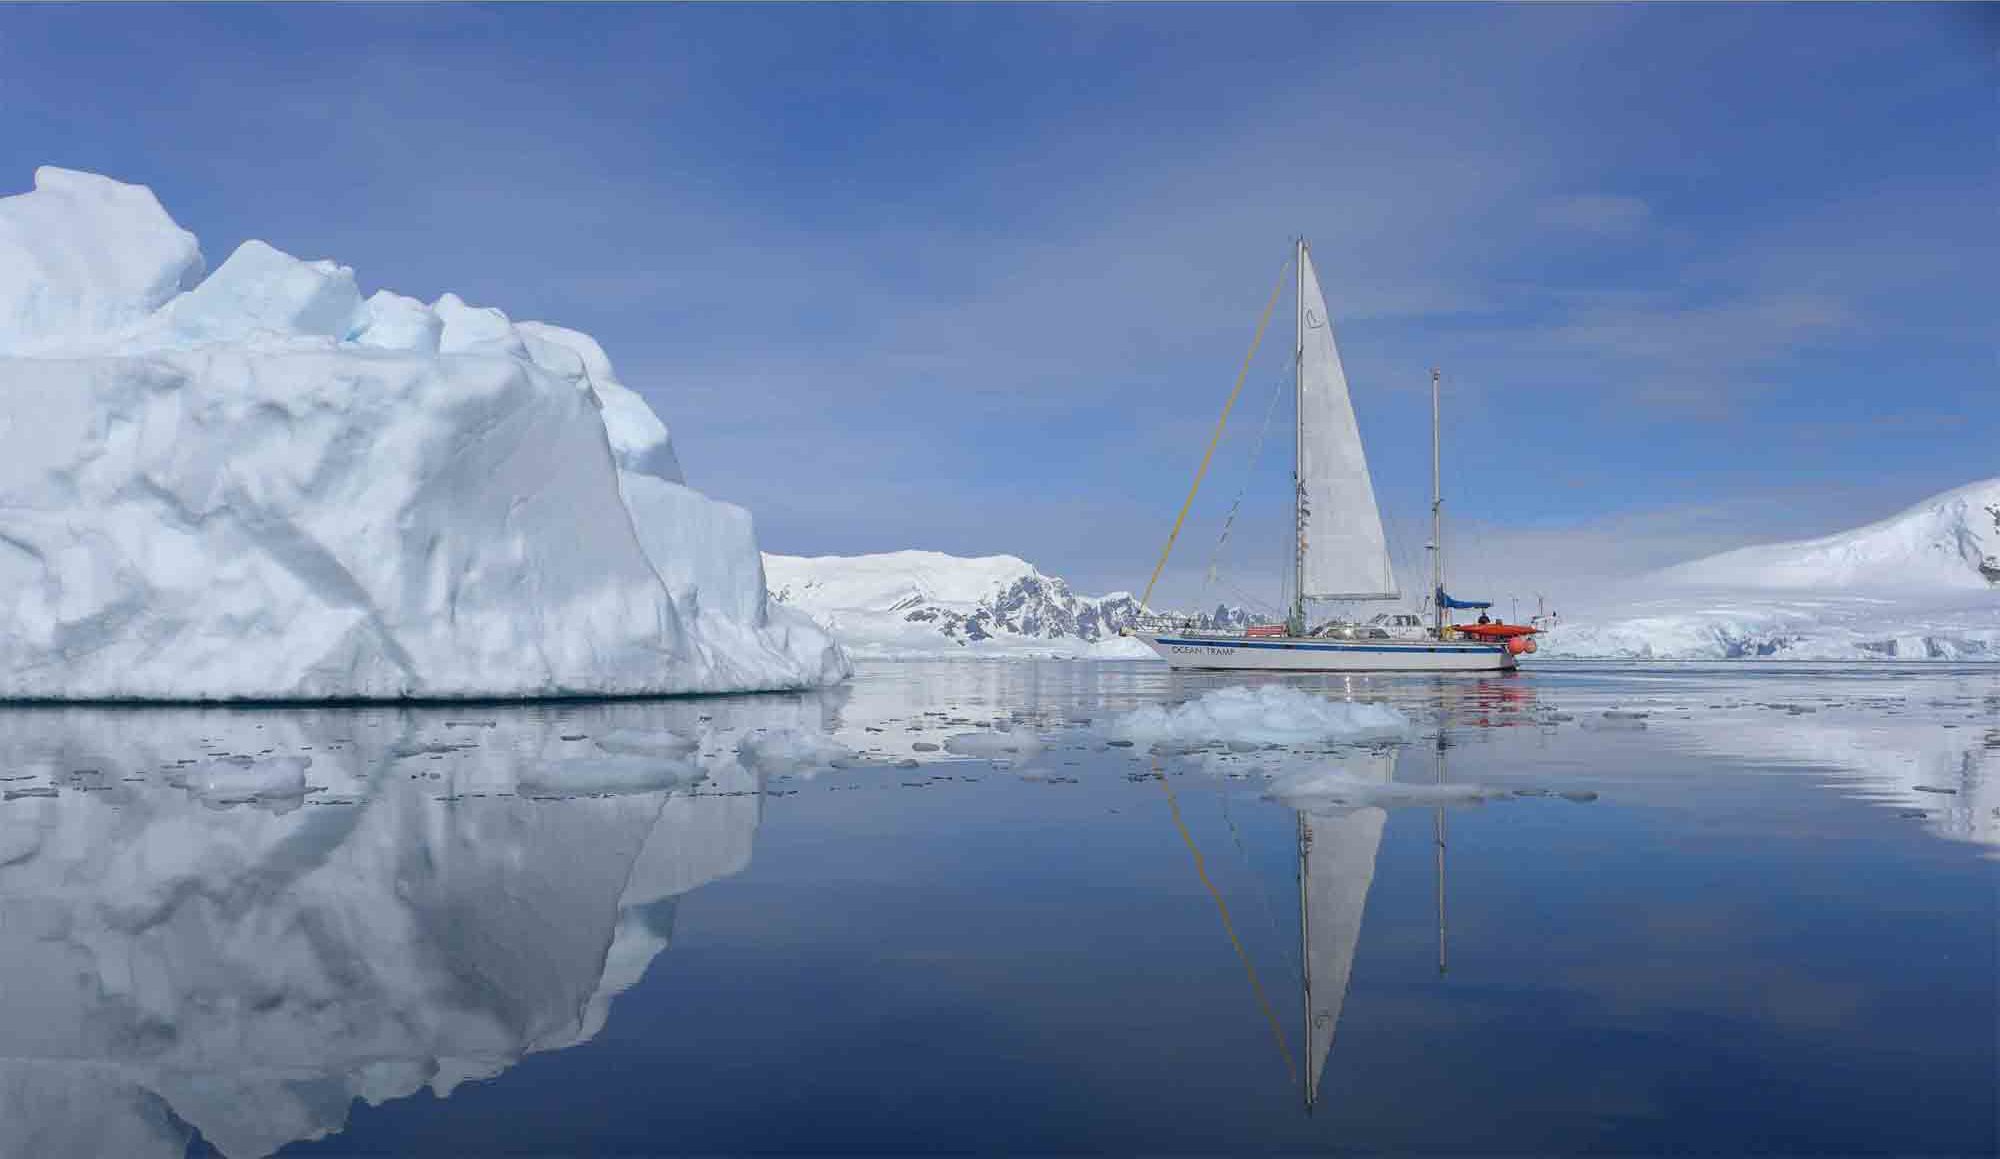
[738,729,852,774]
[181,756,309,804]
[942,731,1043,761]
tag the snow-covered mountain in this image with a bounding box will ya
[1657,478,2000,592]
[766,482,1996,663]
[0,167,846,698]
[1544,479,2000,660]
[764,550,1251,658]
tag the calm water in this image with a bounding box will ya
[0,661,1993,1157]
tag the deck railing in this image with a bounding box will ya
[1127,614,1286,636]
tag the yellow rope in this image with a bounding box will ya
[1137,255,1292,613]
[1155,761,1299,1086]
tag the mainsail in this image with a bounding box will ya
[1297,246,1399,600]
[1299,747,1392,1108]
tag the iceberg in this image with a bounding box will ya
[0,168,847,699]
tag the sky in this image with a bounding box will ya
[2,5,1992,611]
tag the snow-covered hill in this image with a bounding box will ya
[1657,478,2000,592]
[1544,479,2000,660]
[764,550,1249,658]
[0,167,846,698]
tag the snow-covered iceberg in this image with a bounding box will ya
[0,168,847,699]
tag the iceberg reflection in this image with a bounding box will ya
[0,693,840,1158]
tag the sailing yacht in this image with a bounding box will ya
[1131,239,1533,672]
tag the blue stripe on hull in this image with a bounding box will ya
[1151,636,1508,655]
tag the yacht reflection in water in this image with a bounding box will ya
[1234,668,2000,1117]
[0,692,843,1159]
[1154,679,1513,1118]
[1293,732,1460,1113]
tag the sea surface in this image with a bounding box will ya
[0,661,1993,1156]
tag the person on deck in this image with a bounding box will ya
[1476,611,1491,625]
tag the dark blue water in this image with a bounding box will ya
[0,662,1991,1156]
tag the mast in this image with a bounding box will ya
[1430,368,1443,638]
[1297,810,1313,1111]
[1292,237,1307,635]
[1434,731,1449,976]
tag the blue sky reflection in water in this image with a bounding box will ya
[0,662,1990,1155]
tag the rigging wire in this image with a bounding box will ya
[1201,358,1294,612]
[1153,758,1298,1086]
[1219,790,1302,984]
[1137,253,1293,613]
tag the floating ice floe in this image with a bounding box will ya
[177,756,310,805]
[941,730,1045,762]
[737,728,853,774]
[1104,684,1412,749]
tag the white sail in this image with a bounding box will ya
[1300,749,1391,1108]
[1297,247,1399,600]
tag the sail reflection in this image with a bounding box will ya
[1293,737,1458,1113]
[0,694,838,1158]
[1297,783,1388,1111]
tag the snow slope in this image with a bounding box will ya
[1542,479,2000,660]
[0,167,846,698]
[1657,478,2000,593]
[764,549,1252,659]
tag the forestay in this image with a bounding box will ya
[1297,248,1399,600]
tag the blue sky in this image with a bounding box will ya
[2,5,1992,607]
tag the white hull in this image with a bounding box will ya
[1136,633,1516,672]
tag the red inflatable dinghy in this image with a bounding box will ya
[1455,623,1538,641]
